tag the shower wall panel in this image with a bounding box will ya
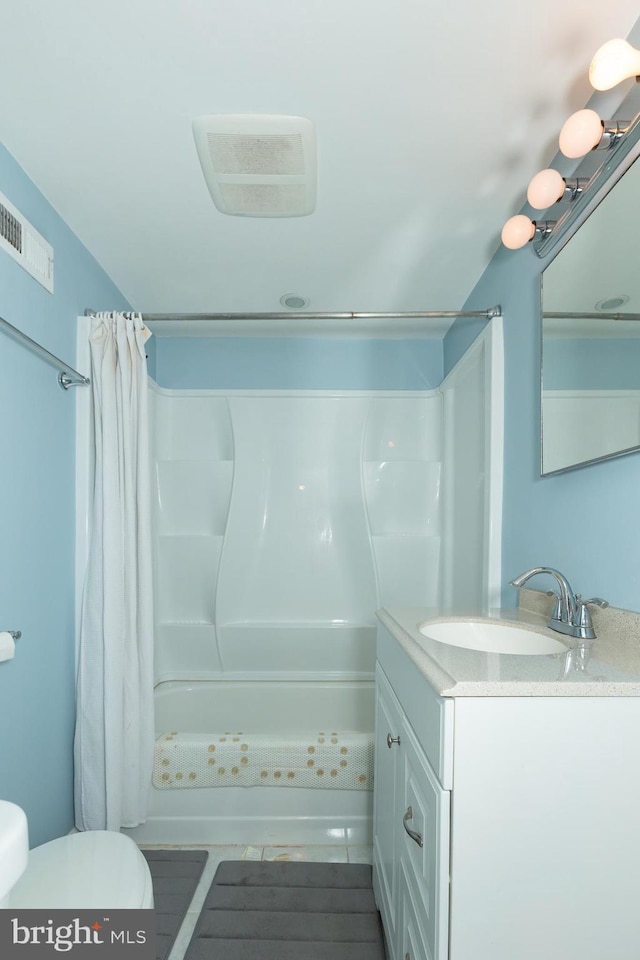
[363,396,442,609]
[150,388,443,683]
[152,391,234,680]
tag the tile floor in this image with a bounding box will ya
[141,843,373,960]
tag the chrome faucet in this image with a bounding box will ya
[510,566,608,641]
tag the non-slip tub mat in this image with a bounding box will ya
[153,731,374,791]
[184,860,386,960]
[142,848,208,960]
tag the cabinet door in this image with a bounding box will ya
[399,859,432,960]
[373,665,404,957]
[401,722,450,960]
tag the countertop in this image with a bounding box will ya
[377,598,640,697]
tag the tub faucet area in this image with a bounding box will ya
[510,566,608,641]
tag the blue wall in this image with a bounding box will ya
[153,335,443,390]
[0,144,129,847]
[461,243,640,613]
[544,337,640,390]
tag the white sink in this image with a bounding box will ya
[0,800,29,907]
[417,619,567,655]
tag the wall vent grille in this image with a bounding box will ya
[0,191,54,293]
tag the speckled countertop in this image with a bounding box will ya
[377,590,640,697]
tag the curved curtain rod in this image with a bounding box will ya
[0,315,90,390]
[85,306,502,322]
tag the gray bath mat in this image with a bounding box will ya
[142,849,209,960]
[185,860,386,960]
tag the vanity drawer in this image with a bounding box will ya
[377,623,454,788]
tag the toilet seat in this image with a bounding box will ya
[8,831,154,909]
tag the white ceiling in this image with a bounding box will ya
[2,1,640,318]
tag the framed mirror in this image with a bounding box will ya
[541,87,640,476]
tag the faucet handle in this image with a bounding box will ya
[546,590,563,621]
[545,589,574,623]
[574,596,608,640]
[580,597,608,609]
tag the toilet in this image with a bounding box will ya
[1,803,153,909]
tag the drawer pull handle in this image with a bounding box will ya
[386,733,401,749]
[403,806,423,848]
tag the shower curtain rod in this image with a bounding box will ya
[544,311,640,322]
[84,306,502,322]
[0,314,90,390]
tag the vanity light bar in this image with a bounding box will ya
[501,35,640,257]
[534,110,640,260]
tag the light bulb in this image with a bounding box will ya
[527,169,565,209]
[501,215,535,250]
[559,109,603,158]
[589,38,640,90]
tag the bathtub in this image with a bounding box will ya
[125,679,375,846]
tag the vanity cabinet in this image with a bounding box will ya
[373,621,640,960]
[373,660,451,960]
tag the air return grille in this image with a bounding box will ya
[193,115,316,217]
[0,191,54,292]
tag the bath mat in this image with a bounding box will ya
[153,730,374,791]
[184,860,386,960]
[142,849,208,960]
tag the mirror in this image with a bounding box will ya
[541,89,640,476]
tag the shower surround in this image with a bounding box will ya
[151,389,444,684]
[75,319,502,845]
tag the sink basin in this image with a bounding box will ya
[0,800,28,907]
[417,619,567,655]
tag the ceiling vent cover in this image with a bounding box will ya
[193,115,316,218]
[0,190,53,292]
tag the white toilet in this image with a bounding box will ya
[1,801,154,909]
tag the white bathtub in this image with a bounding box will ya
[125,679,375,846]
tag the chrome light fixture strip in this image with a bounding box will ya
[535,111,640,260]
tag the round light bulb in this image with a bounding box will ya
[559,109,603,158]
[501,215,535,250]
[589,38,640,91]
[527,169,565,209]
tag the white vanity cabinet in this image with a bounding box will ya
[373,620,640,960]
[373,641,453,960]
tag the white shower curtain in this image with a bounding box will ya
[74,312,154,831]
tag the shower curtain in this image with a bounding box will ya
[74,312,154,831]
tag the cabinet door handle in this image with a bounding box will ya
[386,733,401,748]
[402,806,423,848]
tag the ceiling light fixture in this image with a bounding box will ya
[595,295,630,311]
[279,293,310,309]
[589,38,640,91]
